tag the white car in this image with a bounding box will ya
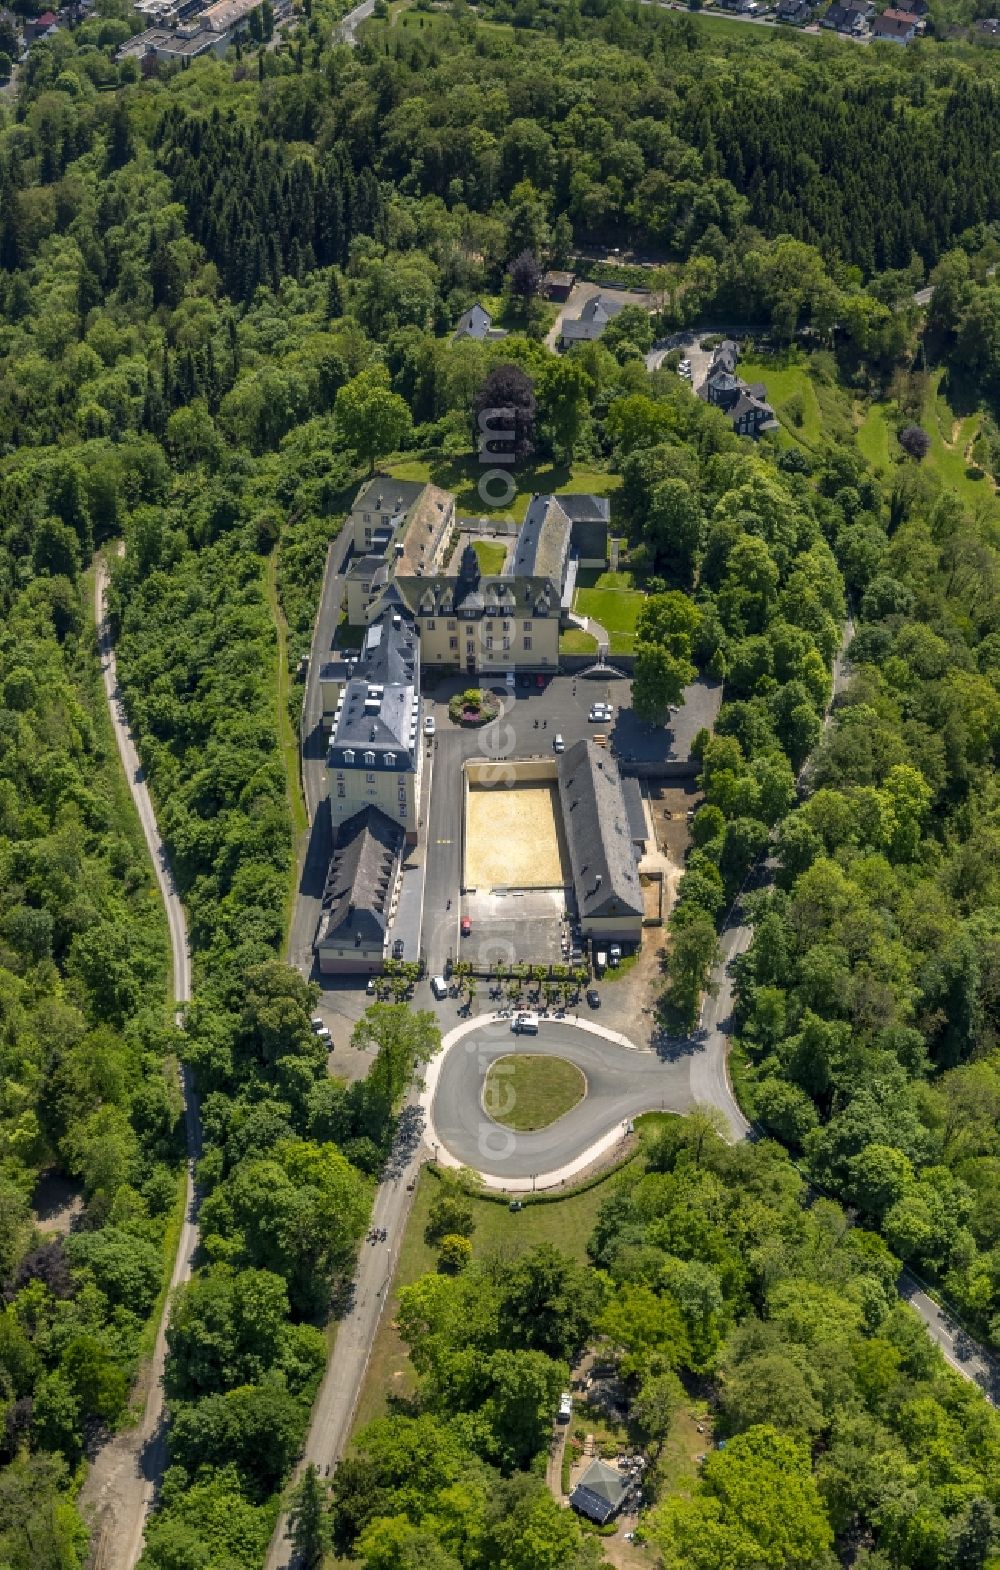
[423,715,436,736]
[588,703,612,723]
[511,1012,539,1034]
[553,733,565,753]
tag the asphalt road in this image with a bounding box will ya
[81,559,200,1570]
[431,1021,694,1179]
[336,0,375,43]
[899,1271,1000,1405]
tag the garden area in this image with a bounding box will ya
[448,687,500,726]
[573,570,646,654]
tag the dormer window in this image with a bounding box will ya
[343,749,355,764]
[385,752,395,767]
[364,751,376,767]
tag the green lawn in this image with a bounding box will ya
[560,627,598,655]
[738,356,823,448]
[856,400,893,472]
[853,375,999,520]
[385,456,620,525]
[472,539,507,575]
[484,1054,586,1131]
[573,570,645,654]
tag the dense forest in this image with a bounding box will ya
[0,545,178,1557]
[320,1125,1000,1570]
[0,0,998,1563]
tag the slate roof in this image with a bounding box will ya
[515,496,573,585]
[453,303,492,342]
[327,612,420,769]
[569,1459,630,1525]
[711,339,740,373]
[392,571,557,621]
[560,293,627,342]
[352,476,425,520]
[557,741,644,923]
[315,807,404,952]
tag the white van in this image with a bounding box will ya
[512,1012,539,1034]
[595,950,608,975]
[430,975,448,1000]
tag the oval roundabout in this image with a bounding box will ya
[421,1013,696,1191]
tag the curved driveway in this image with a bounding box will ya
[427,1017,695,1185]
[81,557,200,1570]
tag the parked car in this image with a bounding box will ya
[512,1012,539,1034]
[316,1025,332,1044]
[587,989,601,1008]
[310,1015,325,1033]
[392,938,404,959]
[423,714,436,735]
[609,943,621,967]
[366,978,376,994]
[553,733,565,752]
[517,674,531,689]
[430,975,448,999]
[535,673,546,689]
[588,702,612,723]
[595,950,607,975]
[508,1199,524,1212]
[460,916,472,937]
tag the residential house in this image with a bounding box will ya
[569,1459,631,1526]
[452,303,504,343]
[558,293,627,347]
[541,270,575,301]
[699,342,778,439]
[974,14,999,32]
[314,806,404,976]
[325,608,423,844]
[777,0,814,23]
[822,1,871,32]
[872,9,917,39]
[24,9,57,40]
[557,741,644,945]
[893,0,927,13]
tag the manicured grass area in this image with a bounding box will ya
[574,569,645,654]
[483,1054,586,1131]
[385,456,620,525]
[560,627,599,654]
[472,539,507,575]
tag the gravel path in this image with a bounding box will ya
[80,556,199,1570]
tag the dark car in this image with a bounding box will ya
[392,938,404,959]
[517,673,531,690]
[508,1199,524,1212]
[586,989,601,1008]
[461,916,472,937]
